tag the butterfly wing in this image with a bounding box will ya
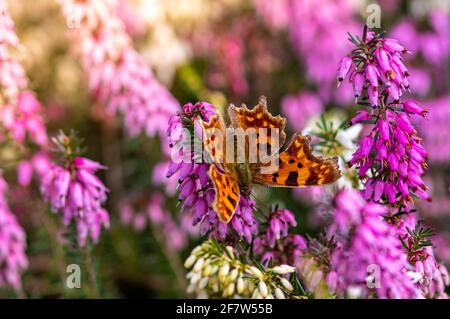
[228,96,287,159]
[201,113,240,223]
[200,113,227,167]
[253,133,341,187]
[209,164,241,223]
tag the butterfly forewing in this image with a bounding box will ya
[228,96,287,160]
[200,113,227,167]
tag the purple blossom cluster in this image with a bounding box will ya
[339,30,430,206]
[255,0,359,104]
[0,174,27,292]
[59,0,179,140]
[281,91,323,132]
[41,156,109,246]
[167,102,258,243]
[391,213,449,298]
[421,95,450,164]
[327,189,419,299]
[120,192,190,251]
[0,0,48,147]
[253,209,306,267]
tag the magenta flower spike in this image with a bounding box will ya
[339,27,430,206]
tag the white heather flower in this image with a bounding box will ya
[184,255,197,268]
[190,272,201,285]
[258,281,269,298]
[247,266,264,278]
[197,290,208,299]
[202,264,212,276]
[228,268,239,282]
[272,265,296,275]
[347,286,363,299]
[198,277,209,289]
[193,258,204,272]
[275,288,285,299]
[237,277,245,294]
[219,263,230,280]
[186,283,196,294]
[225,283,235,297]
[225,246,235,259]
[406,271,424,284]
[336,124,362,161]
[280,277,294,291]
[184,241,299,298]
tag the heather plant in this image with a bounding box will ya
[0,0,448,299]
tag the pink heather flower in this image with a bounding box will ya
[166,102,258,242]
[328,189,419,299]
[337,56,352,82]
[266,209,297,248]
[59,0,179,142]
[41,156,109,246]
[120,192,189,251]
[341,29,430,206]
[420,96,450,164]
[0,174,28,291]
[281,91,323,131]
[264,0,359,104]
[403,100,428,117]
[350,110,371,125]
[391,213,449,298]
[0,0,26,99]
[252,207,307,268]
[340,30,411,107]
[252,0,290,29]
[253,208,306,268]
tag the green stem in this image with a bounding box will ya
[40,208,69,296]
[82,244,100,299]
[150,222,187,294]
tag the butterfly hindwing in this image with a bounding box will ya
[208,164,241,223]
[253,133,341,187]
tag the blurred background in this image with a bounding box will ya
[0,0,449,298]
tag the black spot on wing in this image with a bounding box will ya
[227,194,237,207]
[271,172,279,183]
[286,171,299,186]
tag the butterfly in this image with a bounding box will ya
[200,96,341,223]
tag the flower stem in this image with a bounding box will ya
[82,244,100,299]
[149,222,187,294]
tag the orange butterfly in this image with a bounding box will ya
[200,96,341,223]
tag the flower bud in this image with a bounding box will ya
[237,277,245,294]
[258,281,269,298]
[219,263,230,281]
[272,265,296,275]
[184,255,197,268]
[228,268,239,282]
[247,266,264,278]
[274,288,285,299]
[280,278,294,291]
[193,258,204,272]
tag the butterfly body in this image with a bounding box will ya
[201,96,341,223]
[235,162,253,197]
